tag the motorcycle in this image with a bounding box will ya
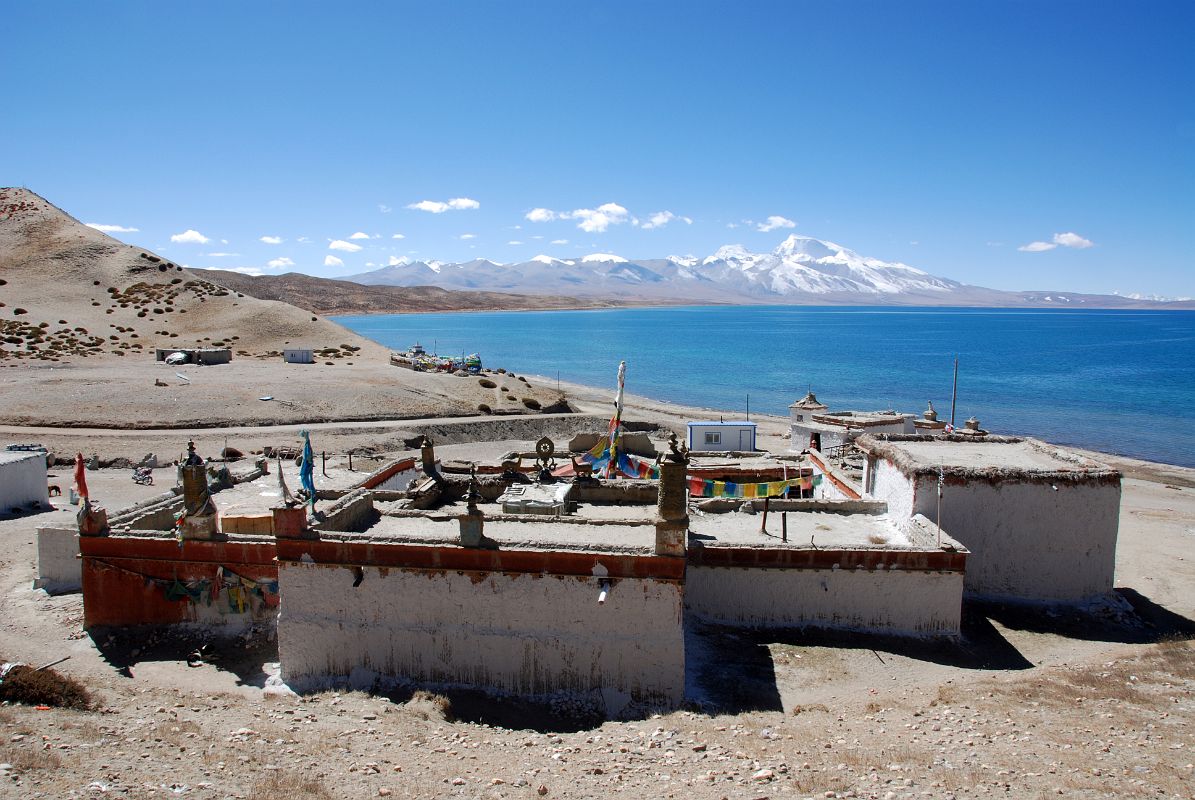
[132,466,154,486]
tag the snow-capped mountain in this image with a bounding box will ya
[346,235,964,303]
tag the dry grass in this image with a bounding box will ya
[0,743,63,773]
[0,665,93,710]
[405,689,453,721]
[246,769,333,800]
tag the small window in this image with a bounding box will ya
[796,414,804,421]
[704,432,721,445]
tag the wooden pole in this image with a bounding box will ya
[760,496,769,533]
[950,356,959,431]
[781,511,787,543]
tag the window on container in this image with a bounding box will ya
[704,432,721,445]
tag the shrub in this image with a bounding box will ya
[13,308,27,315]
[0,664,93,710]
[522,397,541,410]
[477,403,492,414]
[478,378,497,389]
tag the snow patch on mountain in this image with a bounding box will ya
[581,253,628,263]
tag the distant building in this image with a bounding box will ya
[155,347,232,365]
[789,391,914,452]
[856,434,1121,604]
[283,348,314,364]
[687,421,756,452]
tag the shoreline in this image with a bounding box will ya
[329,301,1195,318]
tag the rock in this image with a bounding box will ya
[752,768,774,781]
[451,777,465,785]
[537,785,549,796]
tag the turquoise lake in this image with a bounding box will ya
[334,306,1195,468]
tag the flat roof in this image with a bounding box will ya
[856,434,1120,483]
[348,499,941,554]
[0,450,44,466]
[687,421,756,427]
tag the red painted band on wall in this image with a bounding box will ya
[687,545,966,572]
[276,538,685,581]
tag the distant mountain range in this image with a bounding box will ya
[345,234,1193,308]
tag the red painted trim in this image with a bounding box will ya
[360,457,418,489]
[688,545,965,572]
[807,450,862,499]
[80,538,279,628]
[79,536,277,566]
[276,538,685,580]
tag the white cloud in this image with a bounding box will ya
[1018,231,1095,253]
[551,239,569,245]
[227,267,264,276]
[297,236,311,244]
[379,204,392,214]
[407,200,450,213]
[406,197,480,213]
[459,233,476,240]
[324,255,344,267]
[349,231,372,240]
[640,210,693,230]
[570,202,629,233]
[329,239,363,252]
[86,222,139,233]
[526,207,557,223]
[391,233,406,239]
[388,256,409,266]
[1052,231,1094,249]
[205,252,240,258]
[756,215,796,233]
[726,222,739,229]
[170,229,211,244]
[508,240,523,246]
[267,257,295,269]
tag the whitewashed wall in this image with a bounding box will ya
[277,564,685,707]
[910,475,1120,602]
[686,564,962,636]
[34,526,81,594]
[0,452,49,511]
[864,458,918,520]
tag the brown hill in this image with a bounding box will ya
[0,187,389,364]
[199,269,627,315]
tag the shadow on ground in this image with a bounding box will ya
[687,589,1195,715]
[90,625,278,688]
[976,587,1195,644]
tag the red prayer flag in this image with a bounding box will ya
[74,453,88,500]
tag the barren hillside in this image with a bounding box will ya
[0,189,573,426]
[0,188,389,363]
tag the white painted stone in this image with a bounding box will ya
[277,563,685,705]
[685,564,963,636]
[34,526,81,594]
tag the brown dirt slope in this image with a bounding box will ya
[0,188,389,363]
[199,269,628,315]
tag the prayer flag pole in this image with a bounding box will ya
[949,356,959,431]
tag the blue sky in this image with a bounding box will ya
[4,1,1192,296]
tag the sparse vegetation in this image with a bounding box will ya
[0,664,93,710]
[522,397,541,410]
